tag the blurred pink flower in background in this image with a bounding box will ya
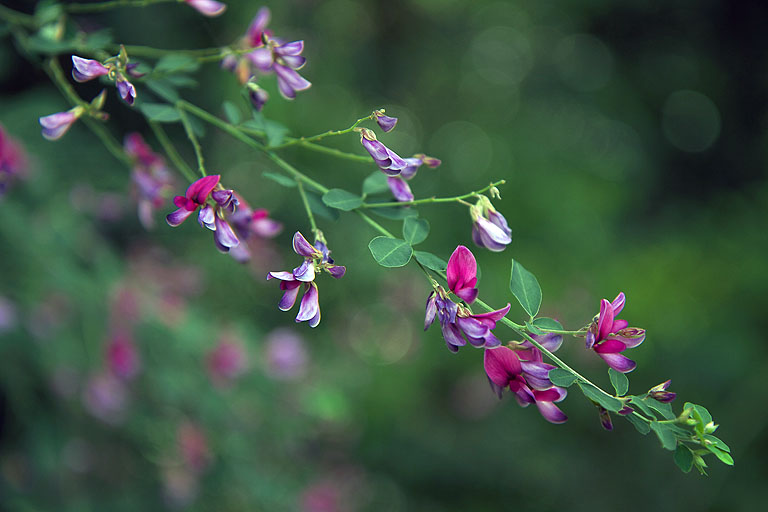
[177,421,212,474]
[82,372,128,425]
[106,331,141,381]
[264,328,308,380]
[206,333,248,386]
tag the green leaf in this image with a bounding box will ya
[509,259,542,317]
[629,396,656,418]
[35,1,63,25]
[549,369,578,388]
[369,207,419,220]
[684,402,713,425]
[413,251,447,273]
[165,75,197,88]
[262,172,296,188]
[626,414,651,435]
[402,217,429,245]
[154,54,200,74]
[647,400,676,420]
[704,435,730,453]
[362,172,389,196]
[674,445,694,473]
[145,79,180,103]
[139,103,180,123]
[650,422,678,451]
[579,383,623,412]
[306,192,339,221]
[222,101,241,125]
[531,317,563,331]
[525,320,544,335]
[608,368,629,396]
[708,446,734,466]
[82,30,113,51]
[368,237,413,267]
[322,189,363,211]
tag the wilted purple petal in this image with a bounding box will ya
[166,207,194,227]
[610,328,646,348]
[598,406,613,430]
[326,265,346,279]
[441,322,466,349]
[424,292,437,330]
[387,177,414,202]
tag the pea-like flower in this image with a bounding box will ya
[360,128,407,176]
[166,175,241,253]
[0,124,28,196]
[470,196,512,252]
[39,107,84,141]
[124,133,174,229]
[267,232,345,328]
[71,55,137,106]
[226,194,282,263]
[71,56,109,82]
[373,109,398,132]
[424,246,510,352]
[184,0,226,17]
[585,292,646,373]
[386,153,441,203]
[648,380,676,403]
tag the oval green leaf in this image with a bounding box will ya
[402,217,429,245]
[579,383,623,412]
[413,251,447,273]
[674,444,694,473]
[368,237,413,267]
[509,259,542,318]
[626,414,651,435]
[608,368,629,396]
[650,421,678,451]
[322,189,363,211]
[549,369,578,388]
[362,172,389,196]
[532,317,563,331]
[369,207,418,220]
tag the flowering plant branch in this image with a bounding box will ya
[0,1,732,476]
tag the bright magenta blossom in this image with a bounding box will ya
[585,292,646,373]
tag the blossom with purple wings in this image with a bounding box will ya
[585,292,646,373]
[386,153,441,202]
[267,232,345,328]
[39,107,84,141]
[470,195,512,252]
[359,128,407,176]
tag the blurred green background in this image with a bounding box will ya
[1,0,766,510]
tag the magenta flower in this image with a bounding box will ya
[267,232,345,328]
[648,380,676,403]
[0,124,29,196]
[373,110,398,132]
[39,107,84,140]
[106,331,141,381]
[206,334,248,386]
[246,6,271,47]
[446,245,479,303]
[125,133,174,229]
[184,0,226,17]
[483,343,568,424]
[360,128,407,176]
[166,175,241,253]
[425,246,510,352]
[71,56,109,82]
[585,292,646,373]
[470,196,512,252]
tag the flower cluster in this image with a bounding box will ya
[424,246,510,352]
[267,232,345,328]
[483,333,568,423]
[0,124,28,196]
[585,292,646,373]
[71,50,143,106]
[226,193,282,263]
[124,133,174,229]
[221,7,311,108]
[166,175,241,253]
[387,153,442,202]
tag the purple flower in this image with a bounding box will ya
[125,133,174,229]
[39,107,83,141]
[184,0,226,17]
[373,110,398,132]
[106,331,141,381]
[360,128,407,176]
[246,7,271,47]
[166,174,221,226]
[117,78,136,106]
[386,177,413,202]
[71,56,109,83]
[226,195,282,262]
[248,85,269,111]
[470,197,512,252]
[385,154,440,203]
[648,380,676,403]
[483,345,568,424]
[0,124,29,196]
[425,245,510,352]
[585,292,646,373]
[267,232,345,328]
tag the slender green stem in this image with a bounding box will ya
[0,5,37,28]
[265,115,374,151]
[355,211,395,238]
[148,122,196,182]
[363,180,506,208]
[238,125,372,164]
[177,108,206,177]
[296,180,318,235]
[65,0,175,13]
[117,44,224,59]
[45,58,133,168]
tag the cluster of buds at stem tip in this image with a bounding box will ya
[267,232,345,328]
[166,175,241,253]
[469,195,512,252]
[38,90,110,141]
[71,46,143,106]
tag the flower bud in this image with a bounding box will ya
[648,379,676,403]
